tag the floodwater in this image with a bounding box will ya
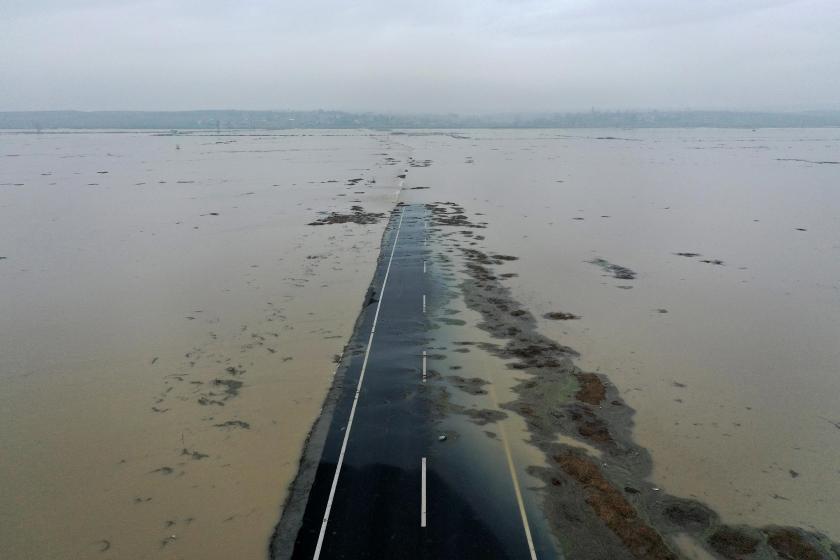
[2,128,839,559]
[0,130,404,559]
[396,128,840,541]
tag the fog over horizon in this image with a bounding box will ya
[1,0,839,113]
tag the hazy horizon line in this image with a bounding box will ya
[4,108,840,130]
[3,107,840,115]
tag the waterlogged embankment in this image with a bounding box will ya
[423,200,840,559]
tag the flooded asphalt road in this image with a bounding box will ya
[271,204,551,559]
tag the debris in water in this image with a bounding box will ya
[588,258,637,280]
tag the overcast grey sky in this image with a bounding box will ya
[1,0,838,112]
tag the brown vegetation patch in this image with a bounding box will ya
[765,528,824,560]
[575,373,606,405]
[554,452,676,560]
[570,406,613,444]
[578,418,612,444]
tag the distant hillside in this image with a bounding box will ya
[2,109,840,130]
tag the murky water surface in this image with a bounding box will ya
[397,128,840,540]
[0,130,403,559]
[2,128,839,558]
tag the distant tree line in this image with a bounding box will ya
[1,109,839,129]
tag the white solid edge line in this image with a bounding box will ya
[312,208,406,560]
[421,457,427,527]
[489,385,538,560]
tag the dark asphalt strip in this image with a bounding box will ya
[271,204,540,559]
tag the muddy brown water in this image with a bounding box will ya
[0,130,406,559]
[395,128,840,545]
[2,128,839,558]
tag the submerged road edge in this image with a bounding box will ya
[268,204,403,560]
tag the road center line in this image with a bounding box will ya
[422,294,426,314]
[422,351,427,383]
[312,208,406,560]
[421,457,427,527]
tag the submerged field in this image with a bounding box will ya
[393,129,840,544]
[0,130,402,558]
[1,128,839,558]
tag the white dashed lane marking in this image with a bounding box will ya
[421,457,427,528]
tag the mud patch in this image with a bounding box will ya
[708,526,760,559]
[461,408,508,426]
[213,420,250,430]
[776,158,840,165]
[588,258,637,280]
[660,500,714,533]
[544,311,580,321]
[213,379,243,398]
[447,375,490,395]
[430,385,507,426]
[427,202,487,229]
[308,205,385,226]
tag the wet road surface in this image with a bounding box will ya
[272,204,551,559]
